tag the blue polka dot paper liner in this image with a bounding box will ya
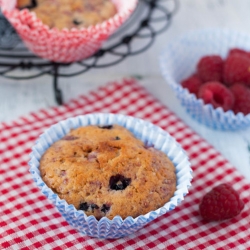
[29,113,192,239]
[159,29,250,130]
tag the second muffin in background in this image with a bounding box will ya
[17,0,117,30]
[2,0,138,62]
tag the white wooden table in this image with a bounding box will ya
[0,0,250,181]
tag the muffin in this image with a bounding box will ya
[40,124,176,220]
[17,0,117,30]
[29,113,192,238]
[2,0,137,62]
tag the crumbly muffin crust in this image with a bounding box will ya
[17,0,117,30]
[40,125,176,219]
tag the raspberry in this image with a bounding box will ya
[223,54,250,86]
[199,183,244,221]
[198,81,234,111]
[197,55,224,82]
[228,48,250,58]
[230,84,250,115]
[181,75,203,96]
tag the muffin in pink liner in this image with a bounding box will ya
[1,0,137,63]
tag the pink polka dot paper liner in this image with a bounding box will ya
[1,0,137,63]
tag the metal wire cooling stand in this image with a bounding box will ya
[0,0,178,104]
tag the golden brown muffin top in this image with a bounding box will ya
[40,125,176,219]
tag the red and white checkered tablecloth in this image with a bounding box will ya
[0,78,249,250]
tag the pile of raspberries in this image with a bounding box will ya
[181,48,250,115]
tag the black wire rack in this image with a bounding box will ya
[0,0,178,104]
